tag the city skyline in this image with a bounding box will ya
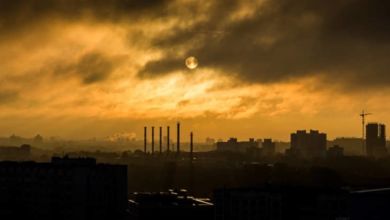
[1,120,388,146]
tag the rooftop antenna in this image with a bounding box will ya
[360,110,372,155]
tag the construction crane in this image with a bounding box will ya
[360,110,372,155]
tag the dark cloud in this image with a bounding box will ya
[75,53,115,84]
[138,57,183,77]
[141,0,390,88]
[55,52,119,84]
[0,0,169,36]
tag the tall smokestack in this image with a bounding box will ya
[151,126,155,154]
[144,126,147,154]
[190,132,193,161]
[159,126,162,154]
[167,126,170,153]
[177,122,180,155]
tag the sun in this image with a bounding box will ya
[185,56,199,70]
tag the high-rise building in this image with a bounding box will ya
[366,123,387,157]
[288,130,327,158]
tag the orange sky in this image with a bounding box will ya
[0,0,389,141]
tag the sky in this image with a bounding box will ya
[0,0,389,141]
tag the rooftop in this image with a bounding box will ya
[129,189,213,207]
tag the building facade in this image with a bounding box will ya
[288,130,327,158]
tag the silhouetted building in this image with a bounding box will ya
[214,187,282,220]
[327,145,344,158]
[261,139,276,156]
[366,123,387,157]
[288,130,327,158]
[34,134,43,143]
[128,189,213,220]
[0,156,127,220]
[214,186,390,220]
[331,137,364,156]
[0,144,31,160]
[9,134,23,142]
[205,137,215,145]
[216,138,258,153]
[214,186,345,220]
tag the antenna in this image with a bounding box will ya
[359,110,372,155]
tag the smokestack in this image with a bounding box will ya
[190,132,193,161]
[177,122,180,156]
[159,126,162,154]
[151,126,155,154]
[144,126,147,154]
[167,126,170,153]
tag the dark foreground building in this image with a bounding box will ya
[128,189,214,220]
[214,186,390,220]
[0,156,127,220]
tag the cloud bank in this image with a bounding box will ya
[142,0,390,87]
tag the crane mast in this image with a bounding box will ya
[360,110,372,155]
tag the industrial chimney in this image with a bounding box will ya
[159,126,162,154]
[177,122,180,156]
[144,126,147,154]
[167,126,170,153]
[151,126,155,154]
[190,132,193,161]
